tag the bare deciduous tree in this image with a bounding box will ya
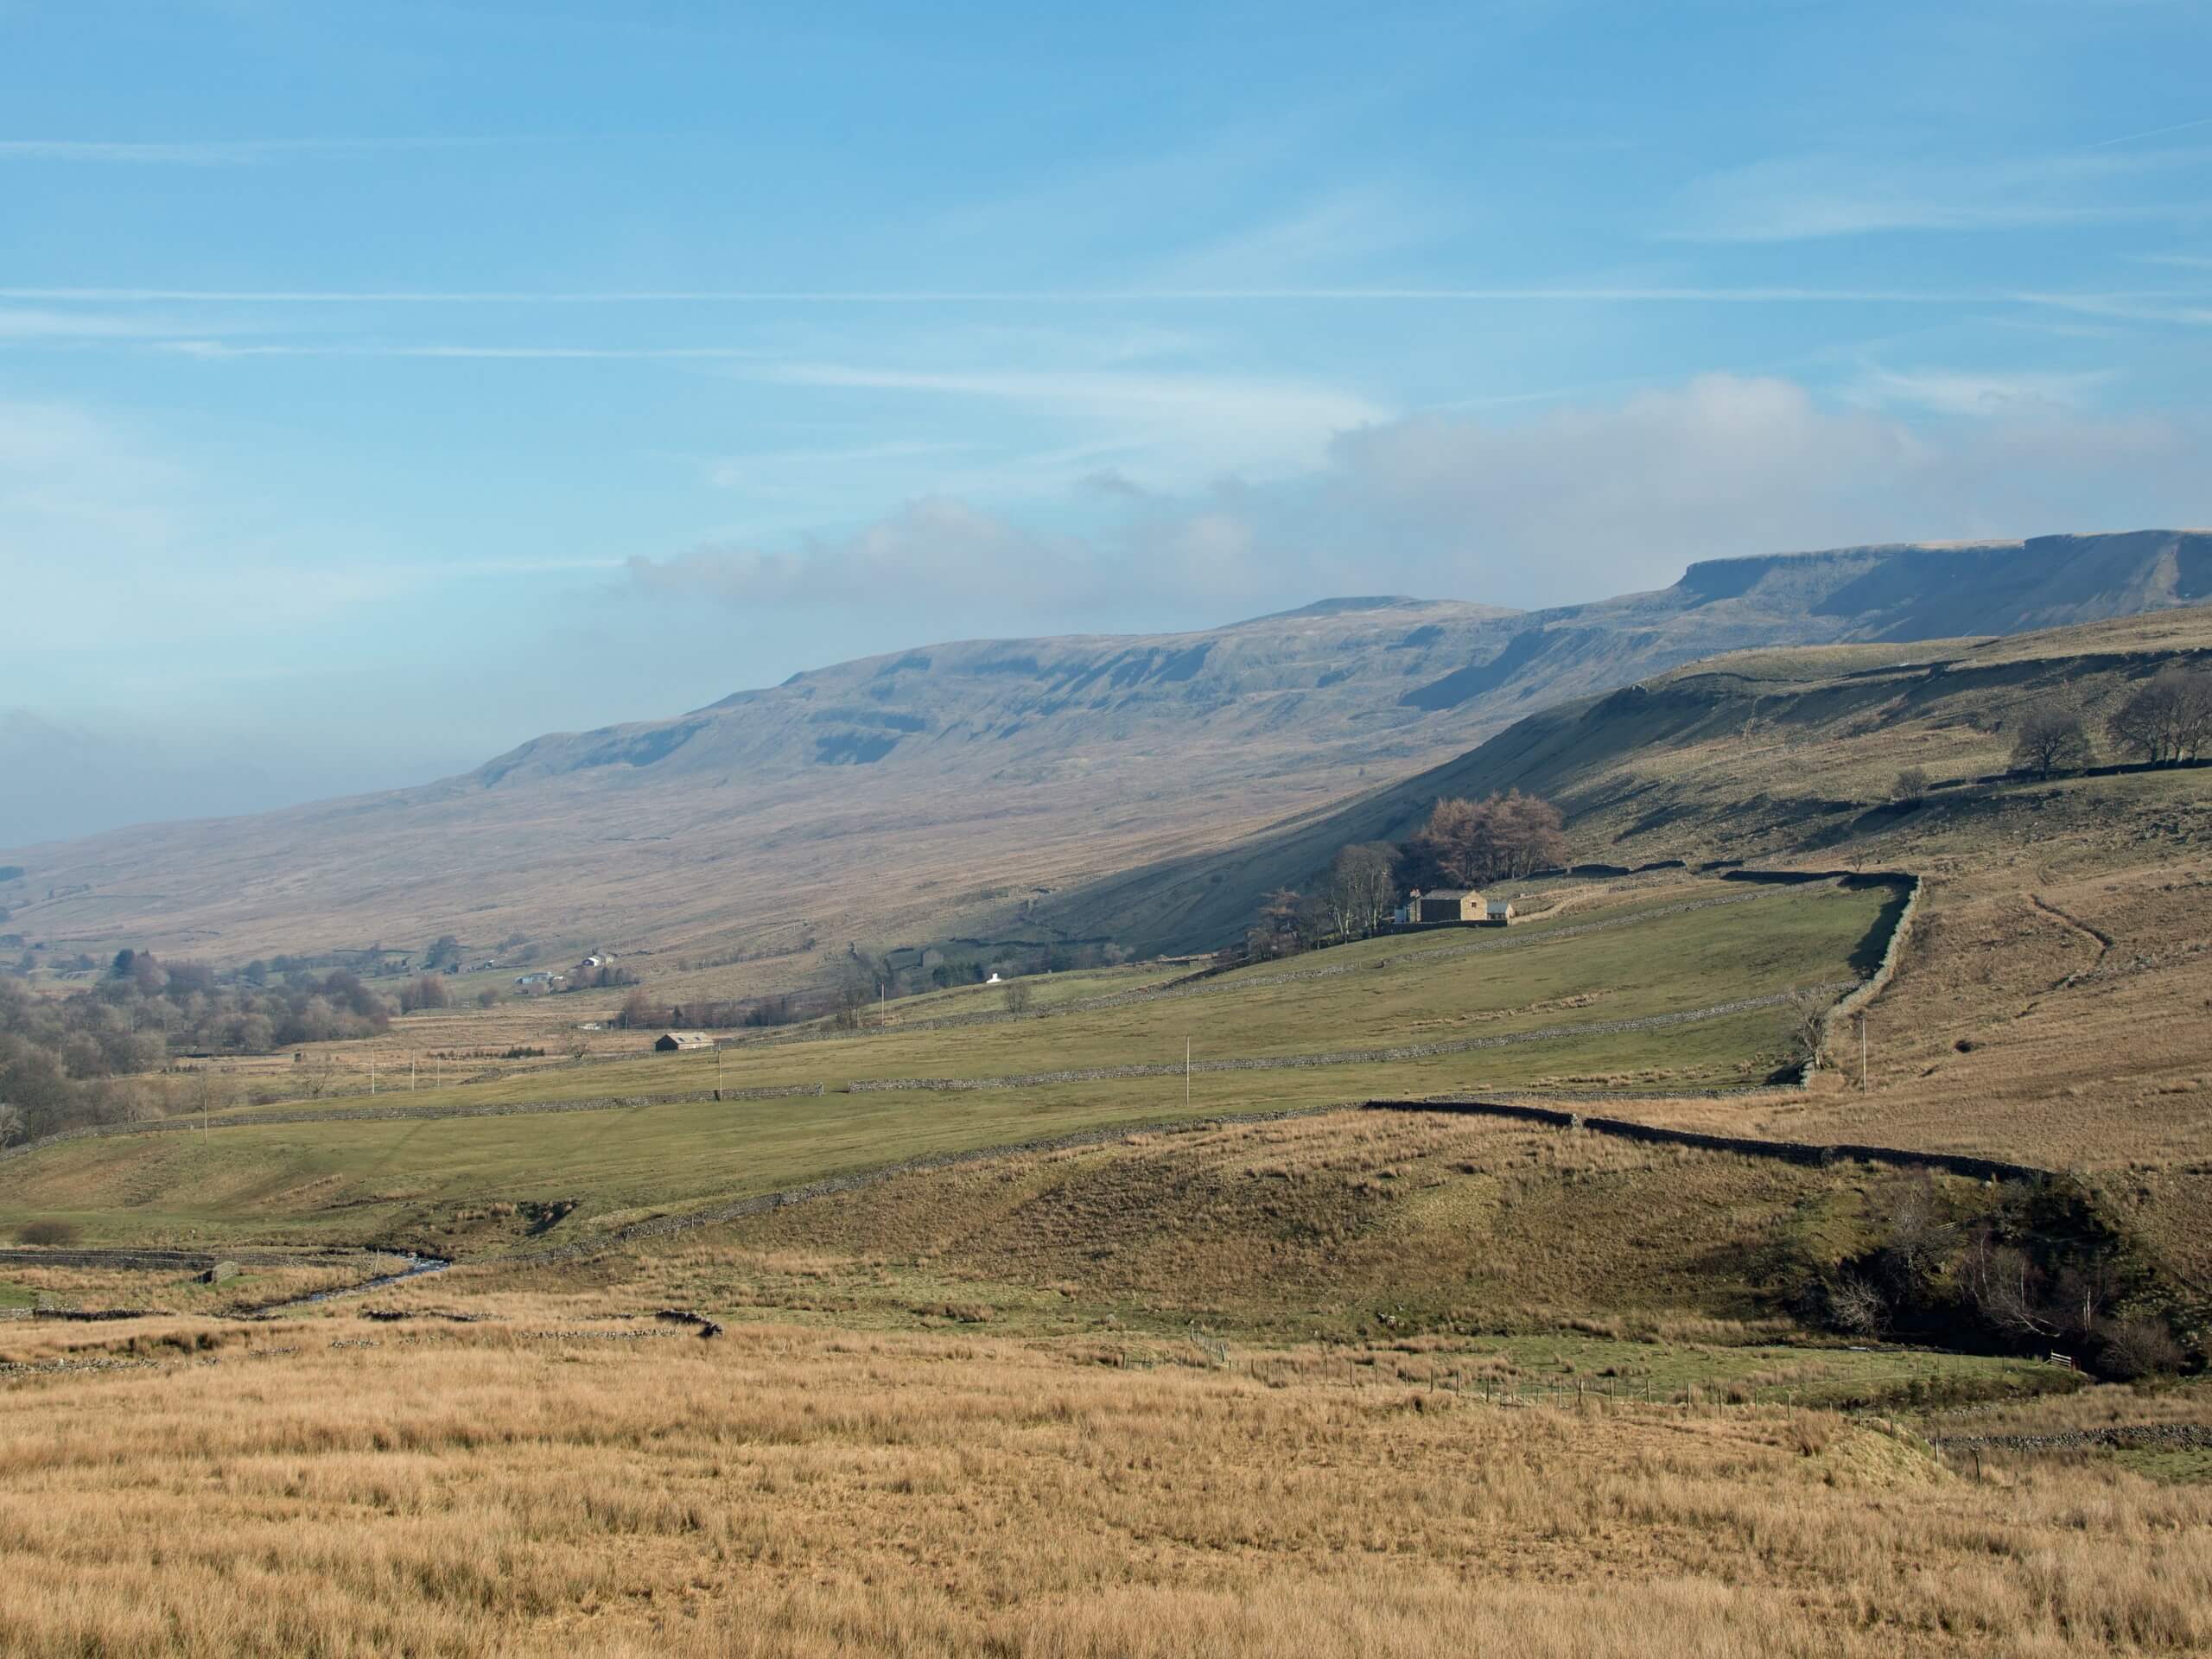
[1245,887,1307,963]
[2100,1316,2185,1380]
[2009,701,2093,779]
[1825,1271,1889,1337]
[1001,980,1034,1015]
[1960,1237,2059,1339]
[1792,994,1831,1071]
[1891,766,1930,804]
[1323,843,1399,940]
[1883,1173,1952,1287]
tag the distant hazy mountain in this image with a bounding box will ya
[463,529,2212,792]
[5,529,2204,978]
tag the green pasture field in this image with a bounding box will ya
[204,879,1881,1115]
[0,880,1886,1249]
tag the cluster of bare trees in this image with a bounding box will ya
[618,988,797,1031]
[2107,664,2212,765]
[1319,844,1399,938]
[1409,791,1569,888]
[0,957,404,1146]
[2007,665,2212,779]
[1243,844,1412,962]
[395,974,451,1014]
[1233,791,1573,965]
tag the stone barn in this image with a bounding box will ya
[655,1031,714,1052]
[1408,888,1482,925]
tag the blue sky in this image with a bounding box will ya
[3,0,2209,842]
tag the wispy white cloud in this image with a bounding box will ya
[702,439,973,491]
[156,340,764,359]
[628,498,1086,612]
[760,362,1390,480]
[1147,184,1449,287]
[5,283,2202,309]
[0,138,296,164]
[0,136,553,165]
[2087,117,2212,150]
[1842,365,2117,416]
[1671,148,2212,241]
[0,307,172,340]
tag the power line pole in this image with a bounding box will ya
[1185,1038,1192,1109]
[1860,1013,1868,1092]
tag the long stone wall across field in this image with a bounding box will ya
[1820,874,1923,1063]
[1372,1096,2050,1185]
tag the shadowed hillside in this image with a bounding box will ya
[1017,606,2212,958]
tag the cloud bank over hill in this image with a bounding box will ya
[627,373,2208,626]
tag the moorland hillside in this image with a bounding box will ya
[1022,605,2212,958]
[4,530,2203,989]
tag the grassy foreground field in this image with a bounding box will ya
[3,1313,2206,1658]
[0,879,1886,1249]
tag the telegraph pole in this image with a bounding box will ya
[1185,1039,1192,1109]
[1860,1013,1868,1092]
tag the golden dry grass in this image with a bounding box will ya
[2,1318,2208,1656]
[585,1109,1853,1340]
[0,1257,403,1316]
